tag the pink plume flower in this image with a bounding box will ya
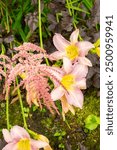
[14,42,46,53]
[2,125,50,150]
[51,57,88,119]
[51,29,94,66]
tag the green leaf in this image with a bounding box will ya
[18,27,27,42]
[83,0,94,10]
[66,5,90,14]
[94,38,100,47]
[85,114,100,130]
[54,132,61,137]
[61,131,66,136]
[12,9,22,30]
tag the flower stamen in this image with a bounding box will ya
[17,138,31,150]
[61,74,74,90]
[65,44,79,60]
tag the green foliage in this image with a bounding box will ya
[43,0,52,4]
[84,114,100,130]
[54,130,66,139]
[54,130,66,149]
[65,0,95,28]
[90,38,100,56]
[53,60,63,67]
[0,0,35,42]
[82,0,94,10]
[23,107,30,118]
[58,143,65,149]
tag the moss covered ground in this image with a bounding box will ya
[0,88,100,150]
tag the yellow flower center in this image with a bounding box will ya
[61,74,74,90]
[65,44,79,60]
[17,138,31,150]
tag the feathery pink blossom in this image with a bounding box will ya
[0,54,12,81]
[2,125,50,150]
[5,45,59,114]
[14,42,46,53]
[51,29,94,66]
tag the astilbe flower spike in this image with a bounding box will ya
[51,29,94,66]
[0,66,6,80]
[2,125,51,150]
[14,42,46,53]
[5,43,60,114]
[51,57,88,119]
[0,54,12,80]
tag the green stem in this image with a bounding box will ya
[16,78,28,130]
[6,88,10,130]
[2,4,10,129]
[38,0,49,66]
[1,44,10,129]
[65,119,71,129]
[5,3,10,33]
[38,0,43,48]
[66,0,72,16]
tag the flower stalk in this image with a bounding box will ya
[38,0,49,66]
[16,77,28,130]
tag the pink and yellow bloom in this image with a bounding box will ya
[51,57,88,119]
[2,125,50,150]
[51,29,94,66]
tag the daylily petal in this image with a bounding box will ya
[76,41,94,56]
[70,29,79,43]
[61,95,75,121]
[31,139,48,149]
[2,129,12,143]
[37,134,49,143]
[61,96,70,114]
[50,51,65,60]
[44,145,53,150]
[2,143,17,150]
[53,33,70,52]
[66,89,84,108]
[76,78,86,89]
[63,57,72,74]
[78,57,92,66]
[61,96,75,114]
[10,126,30,140]
[51,86,65,101]
[72,63,88,78]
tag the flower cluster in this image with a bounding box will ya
[0,29,94,118]
[0,28,95,149]
[50,29,94,119]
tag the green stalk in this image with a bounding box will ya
[66,0,72,16]
[16,78,28,130]
[38,0,43,48]
[69,0,77,29]
[3,3,10,129]
[5,3,10,33]
[1,44,10,129]
[38,0,49,66]
[5,88,10,130]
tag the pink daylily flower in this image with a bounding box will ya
[2,125,50,150]
[51,57,88,118]
[51,29,94,66]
